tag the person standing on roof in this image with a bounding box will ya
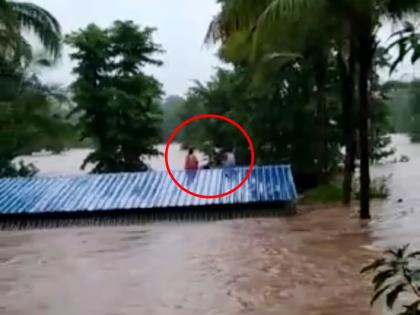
[223,148,236,168]
[222,148,236,179]
[185,147,199,171]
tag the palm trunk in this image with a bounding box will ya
[358,35,374,220]
[338,43,357,205]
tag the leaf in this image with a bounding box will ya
[361,258,386,274]
[398,244,411,258]
[385,245,410,258]
[386,283,407,309]
[401,300,420,315]
[10,2,62,60]
[371,284,392,306]
[408,251,420,258]
[403,22,415,33]
[373,269,397,291]
[389,40,408,74]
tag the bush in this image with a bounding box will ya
[0,159,38,178]
[302,174,390,204]
[301,181,342,204]
[354,175,391,200]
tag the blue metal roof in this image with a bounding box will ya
[0,165,297,215]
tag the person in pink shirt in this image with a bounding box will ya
[184,147,198,171]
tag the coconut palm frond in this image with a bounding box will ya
[252,0,325,59]
[9,1,62,60]
[386,0,420,19]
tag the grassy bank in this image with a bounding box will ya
[301,175,390,205]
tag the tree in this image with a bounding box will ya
[407,80,420,142]
[0,58,72,177]
[0,0,61,64]
[384,81,412,134]
[345,1,420,218]
[66,21,163,173]
[385,23,420,142]
[177,65,344,189]
[206,0,358,200]
[0,1,65,177]
[205,0,420,219]
[161,95,185,141]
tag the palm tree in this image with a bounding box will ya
[0,0,61,62]
[387,21,420,72]
[0,0,61,103]
[206,0,420,219]
[347,1,420,218]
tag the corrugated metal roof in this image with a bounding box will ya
[0,165,297,215]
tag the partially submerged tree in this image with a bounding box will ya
[66,21,163,173]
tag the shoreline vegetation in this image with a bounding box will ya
[300,174,390,205]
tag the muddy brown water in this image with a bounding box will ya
[1,135,419,315]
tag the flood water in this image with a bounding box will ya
[1,135,419,315]
[16,143,205,175]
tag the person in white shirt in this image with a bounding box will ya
[222,148,235,179]
[223,151,236,167]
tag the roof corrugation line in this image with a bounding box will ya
[0,165,297,215]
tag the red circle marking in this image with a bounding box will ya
[164,114,255,199]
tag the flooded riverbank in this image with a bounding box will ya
[1,134,419,314]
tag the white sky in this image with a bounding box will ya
[32,0,420,95]
[33,0,222,96]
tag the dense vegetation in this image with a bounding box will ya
[161,95,185,141]
[2,0,420,219]
[0,0,73,176]
[386,80,420,143]
[200,0,420,218]
[66,21,163,173]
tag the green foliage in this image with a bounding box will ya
[66,21,163,173]
[0,0,62,64]
[388,21,420,73]
[0,159,38,177]
[382,79,420,141]
[301,181,343,204]
[370,69,396,162]
[411,114,420,142]
[205,0,420,218]
[408,81,420,142]
[385,82,411,134]
[384,79,420,142]
[302,174,390,204]
[0,0,67,177]
[362,245,420,314]
[177,65,342,186]
[354,175,390,199]
[0,61,73,177]
[161,95,185,141]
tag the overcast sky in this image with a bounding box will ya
[32,0,419,96]
[33,0,222,96]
